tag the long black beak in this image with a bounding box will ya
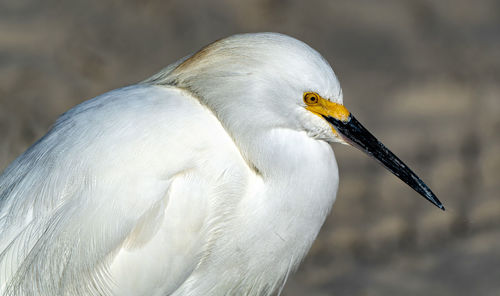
[324,114,444,210]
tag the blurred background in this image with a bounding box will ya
[0,0,499,295]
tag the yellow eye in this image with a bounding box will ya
[304,92,320,105]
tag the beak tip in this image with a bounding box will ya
[426,192,445,211]
[429,195,445,211]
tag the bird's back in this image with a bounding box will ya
[0,84,253,295]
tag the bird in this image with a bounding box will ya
[0,32,443,296]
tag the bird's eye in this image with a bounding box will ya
[304,92,319,105]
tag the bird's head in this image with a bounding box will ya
[145,32,444,210]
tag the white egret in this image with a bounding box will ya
[0,32,443,295]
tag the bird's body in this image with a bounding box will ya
[0,33,442,295]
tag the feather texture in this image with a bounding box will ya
[0,33,342,295]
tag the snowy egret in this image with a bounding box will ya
[0,32,443,295]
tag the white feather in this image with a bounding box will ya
[0,32,343,295]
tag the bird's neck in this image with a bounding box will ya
[243,128,338,189]
[236,128,339,262]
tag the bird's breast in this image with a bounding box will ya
[177,131,340,295]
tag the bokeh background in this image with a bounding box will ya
[1,0,499,295]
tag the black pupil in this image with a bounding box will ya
[310,96,316,101]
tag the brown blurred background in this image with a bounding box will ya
[1,0,499,295]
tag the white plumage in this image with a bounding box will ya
[0,32,442,295]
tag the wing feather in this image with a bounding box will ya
[0,85,229,295]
